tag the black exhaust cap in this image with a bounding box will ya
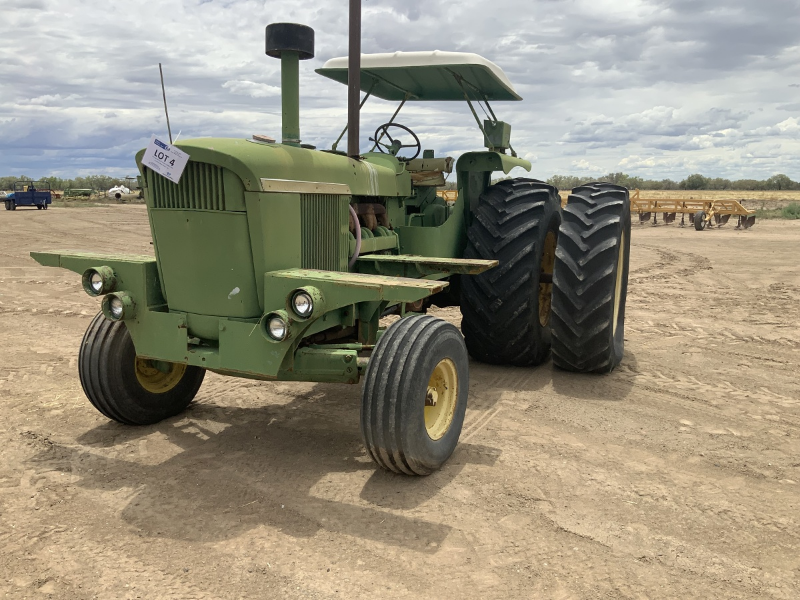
[265,23,315,60]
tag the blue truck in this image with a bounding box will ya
[4,181,52,210]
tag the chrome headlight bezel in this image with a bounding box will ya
[286,286,325,321]
[291,290,314,319]
[101,292,135,321]
[262,311,290,342]
[82,266,117,297]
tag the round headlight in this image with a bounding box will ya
[101,292,134,321]
[109,296,124,319]
[267,316,288,341]
[292,291,314,318]
[90,271,104,293]
[82,266,116,297]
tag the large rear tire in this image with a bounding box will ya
[460,178,562,366]
[79,313,205,425]
[551,182,631,373]
[361,315,469,476]
[4,200,9,211]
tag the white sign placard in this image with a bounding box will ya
[141,135,190,184]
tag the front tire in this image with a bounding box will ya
[460,178,562,366]
[79,313,205,425]
[361,315,469,476]
[551,182,631,373]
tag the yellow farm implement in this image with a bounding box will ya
[446,187,756,231]
[629,190,756,231]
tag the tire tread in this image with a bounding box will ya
[551,182,631,373]
[460,178,562,366]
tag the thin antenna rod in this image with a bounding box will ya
[347,0,361,159]
[159,63,173,144]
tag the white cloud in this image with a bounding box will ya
[572,159,602,172]
[0,0,799,178]
[28,94,82,105]
[222,80,281,99]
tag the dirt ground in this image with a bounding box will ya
[1,205,798,599]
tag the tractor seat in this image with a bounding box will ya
[405,157,454,187]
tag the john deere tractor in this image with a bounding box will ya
[32,8,631,476]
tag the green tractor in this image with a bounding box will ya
[32,8,631,476]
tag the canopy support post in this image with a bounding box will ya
[370,93,410,152]
[332,84,374,152]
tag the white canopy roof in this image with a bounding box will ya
[316,51,521,101]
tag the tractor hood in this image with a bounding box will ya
[136,138,409,197]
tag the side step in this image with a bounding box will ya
[356,254,497,278]
[264,268,449,305]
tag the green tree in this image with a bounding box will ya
[680,174,710,190]
[765,174,797,190]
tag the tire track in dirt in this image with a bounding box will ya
[629,244,711,281]
[629,321,800,349]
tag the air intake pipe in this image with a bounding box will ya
[265,23,315,147]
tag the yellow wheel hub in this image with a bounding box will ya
[539,231,557,327]
[135,357,186,394]
[612,232,626,337]
[424,358,458,441]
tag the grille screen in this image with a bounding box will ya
[146,162,226,210]
[301,194,350,272]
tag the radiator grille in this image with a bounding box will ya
[301,194,350,271]
[146,162,226,210]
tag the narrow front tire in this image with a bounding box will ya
[79,313,205,425]
[361,315,469,476]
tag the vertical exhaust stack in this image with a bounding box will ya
[266,23,315,147]
[348,0,362,158]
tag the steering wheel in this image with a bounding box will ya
[371,123,421,160]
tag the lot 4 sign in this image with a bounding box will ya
[141,135,189,184]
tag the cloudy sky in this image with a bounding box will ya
[1,0,799,180]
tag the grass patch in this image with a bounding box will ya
[783,202,800,219]
[50,200,105,208]
[756,202,800,220]
[50,199,145,209]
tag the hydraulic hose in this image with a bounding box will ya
[348,204,362,269]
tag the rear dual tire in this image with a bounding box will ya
[550,182,631,373]
[79,312,205,425]
[460,178,562,366]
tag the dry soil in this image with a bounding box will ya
[0,205,798,599]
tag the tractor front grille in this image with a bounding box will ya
[300,194,350,271]
[146,162,226,210]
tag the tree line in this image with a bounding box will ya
[4,172,799,193]
[545,173,799,191]
[0,174,133,192]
